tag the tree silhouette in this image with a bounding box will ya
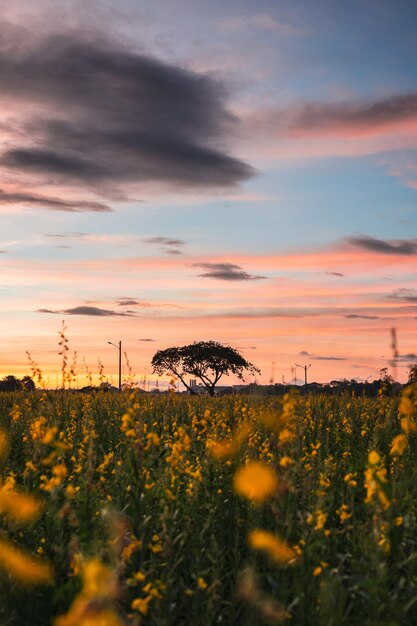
[408,364,417,385]
[152,340,260,396]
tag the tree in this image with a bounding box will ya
[21,375,35,391]
[151,340,260,396]
[408,364,417,385]
[0,375,22,391]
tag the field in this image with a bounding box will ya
[0,387,417,626]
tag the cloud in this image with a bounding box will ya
[144,237,186,247]
[325,271,344,277]
[116,298,153,307]
[298,350,346,361]
[394,353,417,362]
[193,262,266,281]
[144,236,186,255]
[138,338,155,342]
[387,289,417,303]
[37,306,135,317]
[345,314,379,320]
[0,25,253,194]
[44,232,88,239]
[346,235,417,255]
[281,92,417,138]
[0,189,111,212]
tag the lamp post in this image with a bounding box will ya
[295,363,311,387]
[108,341,122,391]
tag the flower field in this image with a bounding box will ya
[0,387,417,625]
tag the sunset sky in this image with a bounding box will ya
[1,0,417,387]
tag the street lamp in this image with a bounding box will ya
[295,363,311,386]
[108,340,122,391]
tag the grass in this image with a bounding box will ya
[0,388,416,625]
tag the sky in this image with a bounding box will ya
[0,0,417,388]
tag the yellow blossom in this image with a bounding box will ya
[0,487,41,523]
[234,462,278,504]
[248,529,297,564]
[131,596,152,615]
[197,577,208,590]
[279,428,295,445]
[390,434,408,456]
[368,451,380,465]
[82,559,116,598]
[0,539,53,586]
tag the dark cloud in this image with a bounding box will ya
[345,314,379,320]
[298,350,346,361]
[144,237,186,247]
[284,92,417,133]
[0,189,111,212]
[116,298,153,307]
[394,353,417,362]
[346,234,417,255]
[387,289,417,303]
[144,236,186,255]
[312,356,347,361]
[37,306,135,317]
[325,271,344,277]
[194,262,266,281]
[0,26,253,193]
[139,338,155,342]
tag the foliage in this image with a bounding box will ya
[0,375,35,392]
[0,387,416,625]
[408,364,417,384]
[152,340,260,395]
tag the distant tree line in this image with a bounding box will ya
[0,375,35,391]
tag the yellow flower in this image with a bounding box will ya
[131,596,152,615]
[65,485,76,499]
[390,434,408,456]
[248,529,297,564]
[53,463,68,479]
[368,451,380,465]
[234,462,278,504]
[0,539,53,586]
[279,428,295,444]
[82,559,116,598]
[279,456,293,468]
[197,577,208,590]
[313,566,322,577]
[0,487,41,523]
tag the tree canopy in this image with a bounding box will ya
[151,340,260,396]
[0,375,35,391]
[408,364,417,385]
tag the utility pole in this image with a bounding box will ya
[293,364,300,386]
[295,363,311,386]
[108,340,122,391]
